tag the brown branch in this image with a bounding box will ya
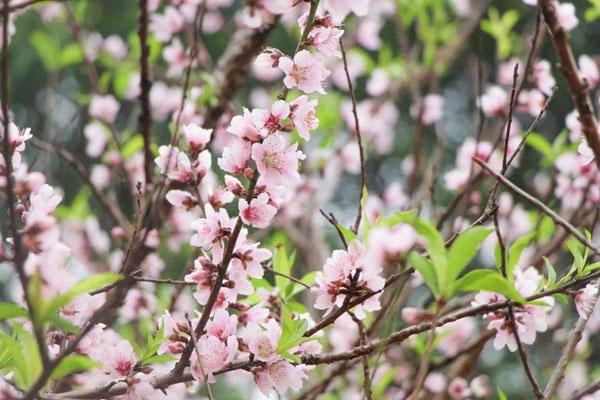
[569,379,600,400]
[137,0,153,186]
[1,0,51,378]
[538,0,600,168]
[41,269,600,399]
[2,0,68,12]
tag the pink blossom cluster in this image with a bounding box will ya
[472,267,555,352]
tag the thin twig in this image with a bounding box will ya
[349,312,372,400]
[137,0,153,186]
[473,157,600,257]
[494,212,544,399]
[543,279,600,399]
[319,209,348,249]
[339,37,365,234]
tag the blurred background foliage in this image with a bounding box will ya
[3,0,600,398]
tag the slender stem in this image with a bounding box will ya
[473,157,600,257]
[137,0,153,186]
[339,37,365,234]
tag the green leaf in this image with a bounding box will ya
[277,307,314,357]
[0,331,28,387]
[336,223,356,244]
[141,321,166,363]
[121,135,145,160]
[42,273,122,323]
[544,257,556,288]
[373,367,397,400]
[0,303,28,320]
[407,251,439,297]
[30,30,61,71]
[50,355,99,380]
[450,269,525,303]
[506,233,535,280]
[144,354,174,364]
[59,43,84,68]
[446,226,493,286]
[498,387,508,400]
[526,132,555,166]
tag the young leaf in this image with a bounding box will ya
[544,257,556,288]
[506,232,535,280]
[50,355,99,380]
[336,223,357,243]
[42,273,123,323]
[446,226,493,286]
[449,269,525,303]
[407,251,439,297]
[0,303,28,320]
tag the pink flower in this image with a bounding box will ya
[557,2,578,32]
[231,240,271,278]
[470,375,491,398]
[255,360,307,395]
[191,335,238,383]
[90,164,111,190]
[451,0,471,16]
[279,50,330,94]
[89,94,119,124]
[242,319,281,362]
[302,14,344,57]
[323,0,371,20]
[367,68,390,97]
[183,123,212,152]
[448,377,471,400]
[251,100,290,136]
[163,38,187,78]
[239,193,277,228]
[533,59,556,96]
[206,309,238,340]
[261,0,294,15]
[218,140,251,175]
[228,108,264,142]
[83,122,109,158]
[102,340,137,377]
[166,189,197,210]
[479,86,508,117]
[415,94,444,125]
[102,35,127,59]
[313,240,385,318]
[518,89,546,117]
[251,133,305,185]
[572,283,598,319]
[3,122,32,153]
[190,204,235,250]
[150,6,185,42]
[579,55,599,88]
[340,141,361,174]
[290,95,319,140]
[472,268,554,352]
